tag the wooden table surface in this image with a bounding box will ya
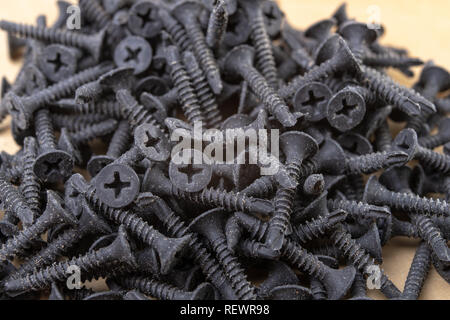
[0,0,449,300]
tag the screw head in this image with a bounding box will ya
[128,1,163,38]
[134,123,170,162]
[392,129,418,162]
[43,190,78,226]
[305,18,336,43]
[223,8,251,47]
[222,45,255,83]
[114,36,153,75]
[327,87,366,132]
[418,63,450,93]
[38,44,78,82]
[336,132,373,155]
[294,82,331,122]
[140,92,168,122]
[87,155,116,177]
[169,149,212,193]
[135,76,169,97]
[33,150,74,184]
[269,284,312,300]
[4,92,28,130]
[339,21,378,47]
[95,164,140,208]
[262,0,284,37]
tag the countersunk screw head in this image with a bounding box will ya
[327,87,366,132]
[114,36,153,75]
[95,163,140,208]
[33,150,74,184]
[134,123,170,162]
[87,155,116,178]
[392,128,418,162]
[169,149,213,193]
[294,82,331,122]
[38,44,78,83]
[128,1,163,38]
[336,132,373,155]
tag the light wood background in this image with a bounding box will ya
[0,0,449,299]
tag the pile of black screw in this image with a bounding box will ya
[0,0,448,300]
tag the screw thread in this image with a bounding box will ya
[160,10,192,51]
[406,115,427,133]
[82,184,158,247]
[0,174,33,223]
[327,198,384,219]
[171,186,271,215]
[6,250,111,292]
[294,215,330,243]
[361,66,418,115]
[186,22,222,93]
[402,242,431,299]
[71,119,118,145]
[211,237,257,300]
[107,121,130,158]
[118,276,189,300]
[381,188,450,216]
[250,12,278,89]
[331,227,374,271]
[35,109,57,150]
[269,187,295,240]
[167,49,205,125]
[52,113,110,131]
[116,90,162,132]
[419,133,448,150]
[416,146,450,174]
[79,0,111,29]
[29,64,112,112]
[183,52,222,128]
[281,239,326,280]
[375,121,392,152]
[206,0,228,50]
[17,228,81,276]
[20,137,41,215]
[346,151,406,174]
[363,51,422,68]
[241,64,292,125]
[153,205,229,293]
[310,279,327,300]
[413,214,449,257]
[75,100,123,119]
[241,175,276,198]
[0,21,94,50]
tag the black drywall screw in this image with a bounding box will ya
[265,132,319,251]
[303,174,325,196]
[38,44,80,83]
[359,65,435,117]
[166,45,205,125]
[0,20,106,61]
[338,21,378,61]
[51,113,111,132]
[158,9,193,52]
[206,0,228,50]
[3,226,137,295]
[416,62,450,101]
[349,271,372,300]
[137,192,237,299]
[222,45,301,127]
[418,118,450,149]
[0,190,77,262]
[331,224,402,299]
[327,197,391,220]
[4,63,113,130]
[279,35,362,99]
[128,1,162,39]
[293,82,332,122]
[114,36,153,75]
[15,199,112,276]
[188,208,258,300]
[69,174,191,275]
[20,137,41,217]
[0,173,34,227]
[143,165,273,217]
[257,261,299,299]
[33,109,73,183]
[393,128,450,174]
[400,241,431,300]
[293,210,348,243]
[183,50,222,128]
[363,50,423,70]
[171,0,223,95]
[56,99,123,120]
[240,0,279,89]
[364,175,450,217]
[87,121,131,177]
[58,119,118,165]
[79,0,112,29]
[116,276,215,300]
